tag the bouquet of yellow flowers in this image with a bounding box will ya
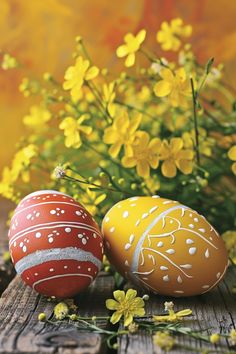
[0,18,235,260]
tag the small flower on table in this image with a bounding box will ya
[106,289,145,327]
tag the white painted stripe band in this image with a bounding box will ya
[15,247,102,274]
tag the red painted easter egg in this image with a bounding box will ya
[8,190,103,298]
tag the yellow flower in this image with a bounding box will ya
[78,187,106,216]
[102,82,116,117]
[54,302,69,320]
[210,333,220,344]
[229,329,236,346]
[153,331,175,351]
[137,86,151,103]
[3,251,11,263]
[1,53,18,70]
[23,105,51,130]
[122,131,161,179]
[182,129,215,157]
[102,255,110,268]
[159,138,194,178]
[116,29,146,67]
[164,113,189,132]
[59,115,92,149]
[63,56,99,101]
[106,289,145,327]
[222,230,236,264]
[228,145,236,175]
[19,77,40,97]
[153,302,192,322]
[128,322,139,334]
[210,132,236,149]
[157,18,192,51]
[103,111,142,158]
[11,144,38,182]
[154,67,191,108]
[144,175,161,194]
[0,167,14,199]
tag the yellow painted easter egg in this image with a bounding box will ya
[102,196,228,297]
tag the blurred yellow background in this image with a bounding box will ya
[1,0,236,171]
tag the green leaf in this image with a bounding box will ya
[114,272,124,288]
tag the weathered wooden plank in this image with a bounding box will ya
[0,273,114,354]
[118,267,236,354]
[0,199,16,294]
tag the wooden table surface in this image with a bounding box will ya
[0,200,235,354]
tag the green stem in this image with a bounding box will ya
[83,141,142,184]
[190,78,201,166]
[115,100,156,120]
[140,48,168,68]
[77,316,110,320]
[64,171,135,196]
[80,41,93,63]
[63,174,120,194]
[86,82,109,121]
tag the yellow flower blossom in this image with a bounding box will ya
[1,53,18,70]
[159,138,194,178]
[3,251,11,263]
[106,289,145,327]
[78,187,106,216]
[23,105,51,130]
[154,67,191,108]
[116,29,146,67]
[210,132,236,149]
[0,167,14,199]
[144,175,160,194]
[153,301,192,322]
[157,18,192,51]
[11,144,38,182]
[128,322,139,333]
[59,115,92,149]
[102,82,116,117]
[103,111,142,158]
[165,114,189,132]
[122,131,161,179]
[137,86,151,103]
[54,302,69,320]
[229,329,236,346]
[182,129,215,157]
[153,331,175,351]
[19,77,40,97]
[228,145,236,175]
[222,230,236,264]
[63,56,99,101]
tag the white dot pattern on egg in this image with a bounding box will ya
[9,190,103,298]
[102,196,228,297]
